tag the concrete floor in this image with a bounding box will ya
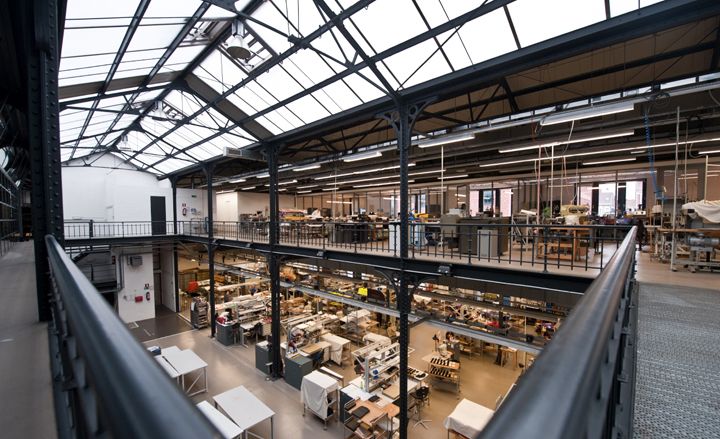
[0,242,56,439]
[142,321,521,439]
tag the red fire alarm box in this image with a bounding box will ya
[134,295,144,303]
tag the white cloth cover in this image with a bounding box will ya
[682,200,720,223]
[362,333,390,345]
[443,399,495,438]
[301,371,339,420]
[320,333,350,365]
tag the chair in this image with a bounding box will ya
[411,385,431,429]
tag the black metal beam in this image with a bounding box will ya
[125,0,377,170]
[70,0,150,160]
[26,0,65,321]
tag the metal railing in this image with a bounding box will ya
[0,168,20,258]
[66,219,631,272]
[45,235,220,438]
[479,226,638,438]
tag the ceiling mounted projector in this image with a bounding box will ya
[227,20,251,60]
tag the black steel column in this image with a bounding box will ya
[204,164,216,337]
[267,143,283,378]
[397,102,411,439]
[170,176,180,312]
[26,0,64,321]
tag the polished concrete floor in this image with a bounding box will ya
[0,242,56,439]
[633,283,720,437]
[142,321,521,439]
[128,304,193,342]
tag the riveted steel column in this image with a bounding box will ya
[26,0,64,321]
[204,164,216,337]
[267,143,283,378]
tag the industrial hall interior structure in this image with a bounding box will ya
[2,0,720,438]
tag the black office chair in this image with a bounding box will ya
[411,385,431,429]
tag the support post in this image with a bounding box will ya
[267,143,283,378]
[381,100,428,439]
[26,0,64,321]
[171,176,178,235]
[171,176,180,312]
[204,164,216,337]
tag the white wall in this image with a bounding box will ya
[216,192,239,221]
[160,248,176,312]
[63,153,173,222]
[114,250,155,323]
[233,192,296,216]
[177,188,206,222]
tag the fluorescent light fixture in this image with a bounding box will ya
[217,189,234,194]
[582,158,636,166]
[315,163,416,180]
[699,149,720,154]
[382,197,398,200]
[322,187,340,191]
[417,132,475,148]
[278,188,287,192]
[256,173,269,178]
[326,200,352,204]
[409,169,445,176]
[294,164,321,172]
[439,174,468,180]
[541,101,635,126]
[229,178,246,183]
[297,190,313,194]
[456,194,466,197]
[240,186,256,190]
[343,151,382,162]
[265,180,297,187]
[212,181,224,187]
[354,180,414,188]
[499,130,634,153]
[296,184,318,189]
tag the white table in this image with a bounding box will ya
[196,401,243,439]
[319,333,351,365]
[444,398,495,438]
[163,349,208,396]
[155,355,180,379]
[214,385,275,439]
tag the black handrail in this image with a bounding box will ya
[480,226,637,438]
[45,235,220,438]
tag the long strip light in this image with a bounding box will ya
[293,164,321,171]
[417,132,475,148]
[583,158,636,166]
[541,101,635,126]
[699,149,720,154]
[439,174,468,180]
[343,151,382,162]
[255,173,269,178]
[264,180,297,187]
[499,130,634,153]
[409,169,445,176]
[354,180,415,188]
[297,190,313,194]
[322,187,340,191]
[229,178,246,183]
[240,186,256,190]
[315,163,416,180]
[296,184,318,189]
[326,200,352,204]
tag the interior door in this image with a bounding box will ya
[150,196,166,235]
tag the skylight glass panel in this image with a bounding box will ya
[610,0,665,17]
[254,115,281,135]
[343,70,386,102]
[457,9,516,65]
[374,62,401,90]
[263,109,301,132]
[246,1,292,53]
[286,94,331,124]
[61,27,128,58]
[84,121,114,137]
[508,0,606,47]
[164,45,206,67]
[60,53,117,72]
[414,0,478,26]
[59,64,112,83]
[61,109,91,126]
[143,0,202,19]
[347,0,427,54]
[141,118,176,138]
[65,0,140,20]
[61,127,83,143]
[316,80,362,111]
[153,158,195,174]
[384,39,450,88]
[432,31,472,71]
[227,93,259,117]
[216,133,252,149]
[311,28,356,65]
[236,81,278,112]
[203,4,240,19]
[255,66,304,103]
[285,50,343,86]
[195,51,248,95]
[127,24,188,52]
